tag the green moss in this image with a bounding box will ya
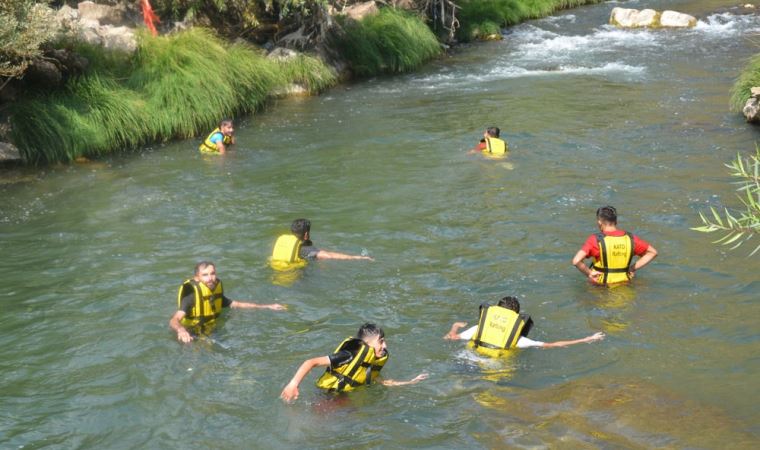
[730,53,760,112]
[331,8,442,77]
[456,0,603,42]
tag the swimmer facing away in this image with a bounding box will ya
[271,218,374,267]
[468,126,508,158]
[444,296,604,356]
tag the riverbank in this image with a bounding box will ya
[4,0,603,164]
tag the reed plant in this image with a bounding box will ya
[276,54,338,94]
[11,27,338,163]
[730,53,760,111]
[331,8,441,77]
[11,75,148,163]
[456,0,602,41]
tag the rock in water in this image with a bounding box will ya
[659,10,697,28]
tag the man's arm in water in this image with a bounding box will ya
[229,300,287,310]
[280,356,330,403]
[379,373,429,386]
[169,310,193,343]
[315,249,374,261]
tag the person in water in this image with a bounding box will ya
[280,323,428,403]
[271,218,374,264]
[169,261,286,343]
[444,296,605,354]
[571,206,658,286]
[468,126,508,157]
[199,118,235,154]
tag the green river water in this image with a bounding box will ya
[2,0,759,448]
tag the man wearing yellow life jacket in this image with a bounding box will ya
[270,218,374,267]
[169,261,286,343]
[444,296,605,354]
[572,206,658,286]
[468,126,508,157]
[280,323,428,403]
[199,119,235,154]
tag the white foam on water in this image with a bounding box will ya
[511,25,660,62]
[695,12,760,37]
[488,62,646,78]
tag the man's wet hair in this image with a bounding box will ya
[291,218,311,239]
[596,206,618,224]
[497,296,520,313]
[219,118,234,128]
[357,323,384,340]
[486,127,500,138]
[194,260,215,275]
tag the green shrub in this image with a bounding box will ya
[276,54,338,94]
[0,0,59,78]
[456,0,602,42]
[331,8,441,77]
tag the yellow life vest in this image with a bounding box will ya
[591,232,634,285]
[176,279,225,327]
[199,128,232,153]
[315,338,388,392]
[484,137,508,157]
[470,305,532,357]
[270,234,307,270]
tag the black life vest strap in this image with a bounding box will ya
[591,265,629,273]
[334,345,371,391]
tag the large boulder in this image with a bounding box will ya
[0,142,21,163]
[342,1,379,21]
[659,10,697,28]
[77,1,128,26]
[742,87,760,122]
[99,25,137,52]
[610,8,659,28]
[610,7,697,28]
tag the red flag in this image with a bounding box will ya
[141,0,160,36]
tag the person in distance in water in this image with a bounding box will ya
[280,323,428,403]
[468,126,508,158]
[271,218,374,265]
[199,118,235,154]
[444,296,604,355]
[169,261,286,343]
[571,205,658,286]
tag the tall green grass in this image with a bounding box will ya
[730,53,760,111]
[330,8,442,77]
[276,54,338,94]
[456,0,603,41]
[10,28,336,164]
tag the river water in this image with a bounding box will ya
[2,1,760,448]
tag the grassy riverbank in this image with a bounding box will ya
[11,28,336,164]
[730,53,760,111]
[457,0,603,41]
[9,1,604,164]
